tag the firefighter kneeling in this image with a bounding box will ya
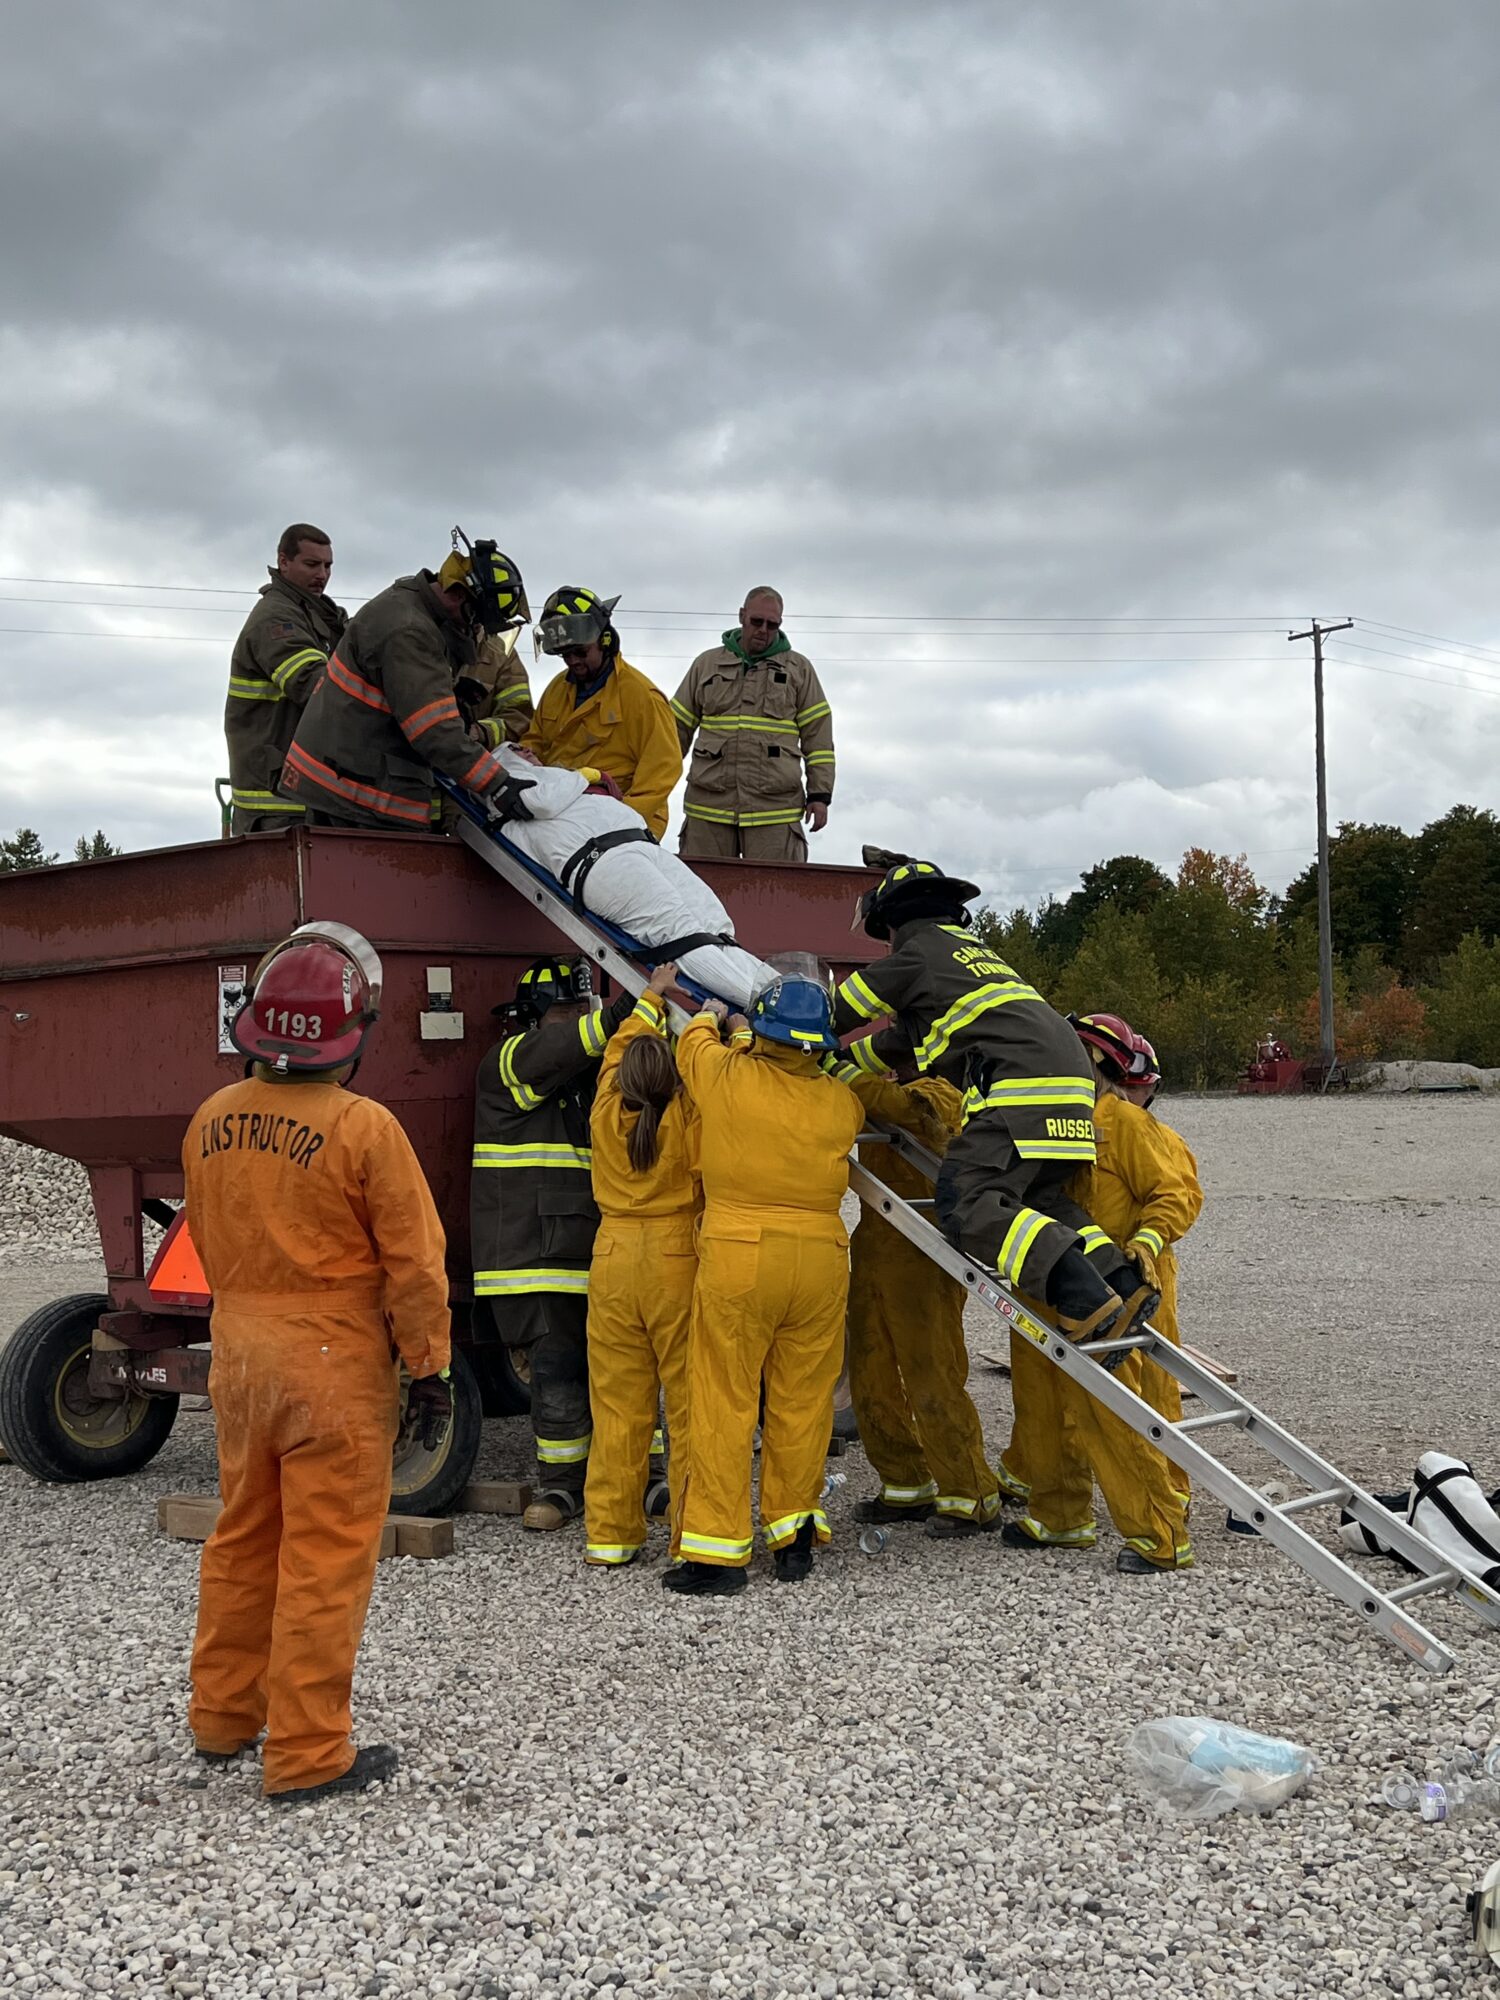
[183,923,453,1801]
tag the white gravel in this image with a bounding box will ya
[1,1097,1499,1999]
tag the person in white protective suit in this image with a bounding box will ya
[491,746,779,1010]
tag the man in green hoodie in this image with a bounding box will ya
[670,587,836,861]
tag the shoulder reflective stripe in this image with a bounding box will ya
[471,1143,594,1169]
[325,654,393,714]
[536,1432,593,1464]
[473,1268,591,1296]
[678,1532,753,1562]
[916,981,1045,1068]
[270,647,327,691]
[880,1480,939,1505]
[837,971,885,1021]
[683,803,738,823]
[997,1209,1051,1284]
[1132,1227,1165,1256]
[227,676,282,702]
[670,698,699,727]
[796,702,832,725]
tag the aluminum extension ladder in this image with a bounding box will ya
[446,788,1500,1675]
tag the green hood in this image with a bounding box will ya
[723,626,791,666]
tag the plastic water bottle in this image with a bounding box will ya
[1382,1770,1421,1811]
[858,1525,889,1557]
[821,1471,847,1505]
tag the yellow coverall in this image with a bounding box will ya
[522,656,681,839]
[584,990,700,1565]
[1002,1090,1200,1567]
[847,1074,1000,1522]
[674,1014,863,1565]
[182,1078,450,1795]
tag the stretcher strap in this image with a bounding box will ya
[558,826,657,914]
[1410,1462,1500,1587]
[647,928,740,962]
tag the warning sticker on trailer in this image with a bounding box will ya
[218,965,247,1055]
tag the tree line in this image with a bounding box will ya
[973,804,1500,1088]
[0,829,122,871]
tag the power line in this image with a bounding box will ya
[1360,618,1500,667]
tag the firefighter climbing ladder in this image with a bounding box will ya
[447,789,1500,1675]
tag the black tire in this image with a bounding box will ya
[0,1293,179,1484]
[389,1347,483,1516]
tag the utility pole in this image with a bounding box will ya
[1288,618,1354,1089]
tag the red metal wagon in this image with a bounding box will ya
[0,826,881,1510]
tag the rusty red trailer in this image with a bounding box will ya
[0,826,882,1507]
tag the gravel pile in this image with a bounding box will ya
[2,1096,1499,1999]
[0,1135,100,1263]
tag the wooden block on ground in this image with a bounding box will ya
[1183,1342,1238,1385]
[386,1513,454,1559]
[377,1521,398,1558]
[0,1441,12,1465]
[158,1493,222,1541]
[459,1479,532,1516]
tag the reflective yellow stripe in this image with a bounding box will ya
[997,1208,1051,1283]
[270,647,326,691]
[804,751,836,765]
[631,997,666,1031]
[585,1544,642,1564]
[678,1531,753,1562]
[1078,1225,1114,1258]
[1013,1137,1097,1161]
[683,803,738,823]
[737,809,805,826]
[1016,1516,1098,1547]
[228,676,281,702]
[536,1432,592,1464]
[847,1036,887,1076]
[881,1481,938,1505]
[762,1507,831,1547]
[498,1036,544,1110]
[471,1142,593,1170]
[670,698,699,728]
[230,788,304,812]
[494,679,531,707]
[796,702,831,725]
[1132,1227,1165,1257]
[698,713,799,735]
[916,981,1045,1069]
[995,1460,1031,1500]
[473,1268,590,1296]
[578,1011,608,1058]
[837,971,885,1022]
[970,1075,1095,1104]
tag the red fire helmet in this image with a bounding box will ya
[1069,1010,1161,1087]
[231,921,383,1074]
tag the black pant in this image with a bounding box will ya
[933,1110,1123,1296]
[487,1295,591,1492]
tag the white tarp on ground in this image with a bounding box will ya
[493,750,778,1009]
[1356,1060,1500,1092]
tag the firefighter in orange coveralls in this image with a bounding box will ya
[666,972,862,1598]
[999,1013,1197,1574]
[182,922,452,1799]
[583,962,700,1567]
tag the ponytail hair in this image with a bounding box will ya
[618,1034,681,1174]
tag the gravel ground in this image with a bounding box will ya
[1,1099,1499,1999]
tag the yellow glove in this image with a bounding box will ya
[579,766,602,784]
[1127,1230,1163,1289]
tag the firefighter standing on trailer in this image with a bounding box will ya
[471,957,633,1530]
[831,861,1158,1347]
[670,587,836,861]
[183,922,452,1801]
[225,524,347,833]
[523,588,681,839]
[278,533,535,829]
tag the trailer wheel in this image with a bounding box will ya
[0,1294,179,1483]
[390,1348,482,1517]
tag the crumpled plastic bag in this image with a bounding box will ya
[1125,1717,1316,1821]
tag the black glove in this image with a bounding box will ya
[485,773,535,824]
[407,1372,453,1451]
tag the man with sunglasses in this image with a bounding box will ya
[671,587,837,862]
[522,587,681,840]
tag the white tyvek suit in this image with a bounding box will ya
[495,749,777,1009]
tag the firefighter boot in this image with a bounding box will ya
[270,1744,399,1804]
[1101,1258,1162,1344]
[523,1489,584,1532]
[661,1561,748,1598]
[1045,1246,1124,1342]
[854,1495,934,1525]
[774,1518,816,1584]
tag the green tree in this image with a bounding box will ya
[1033,854,1172,962]
[1423,931,1500,1068]
[1152,974,1267,1090]
[0,828,58,872]
[1051,906,1166,1029]
[73,831,122,862]
[1402,806,1500,978]
[1148,849,1275,998]
[972,904,1061,998]
[1282,821,1417,967]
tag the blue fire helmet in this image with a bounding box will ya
[751,975,839,1052]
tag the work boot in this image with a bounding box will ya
[773,1518,816,1584]
[1000,1520,1095,1554]
[270,1744,398,1804]
[1101,1262,1163,1342]
[643,1478,671,1519]
[523,1489,583,1532]
[925,1508,1002,1540]
[854,1494,934,1525]
[1116,1546,1193,1576]
[1046,1246,1123,1341]
[661,1561,747,1598]
[195,1740,256,1765]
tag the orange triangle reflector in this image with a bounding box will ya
[147,1210,212,1307]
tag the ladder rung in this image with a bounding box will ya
[906,1197,936,1208]
[1278,1486,1349,1518]
[1387,1569,1461,1605]
[1078,1334,1152,1356]
[1175,1408,1248,1434]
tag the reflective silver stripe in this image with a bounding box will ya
[473,1268,589,1297]
[471,1143,593,1170]
[537,1432,592,1464]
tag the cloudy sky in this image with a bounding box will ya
[2,1,1498,911]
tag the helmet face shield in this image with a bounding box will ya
[539,608,608,656]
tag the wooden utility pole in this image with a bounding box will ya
[1288,618,1354,1087]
